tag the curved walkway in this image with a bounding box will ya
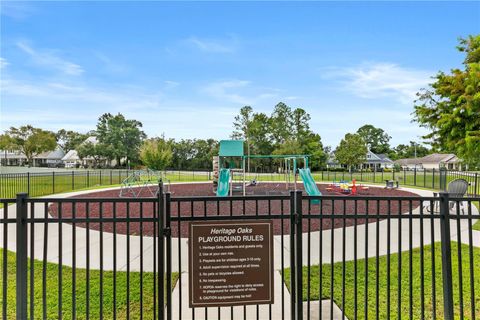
[0,184,478,272]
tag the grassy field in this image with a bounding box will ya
[284,242,480,320]
[0,249,178,319]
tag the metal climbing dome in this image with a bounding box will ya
[119,169,170,197]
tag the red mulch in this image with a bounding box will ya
[48,182,420,237]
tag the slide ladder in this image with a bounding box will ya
[216,168,231,197]
[298,168,321,204]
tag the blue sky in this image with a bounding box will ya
[1,1,479,149]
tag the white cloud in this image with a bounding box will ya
[16,41,84,76]
[202,79,280,105]
[323,62,432,104]
[185,36,237,53]
[163,80,180,89]
[0,57,9,69]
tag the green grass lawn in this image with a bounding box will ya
[284,242,480,320]
[0,249,178,319]
[474,220,480,231]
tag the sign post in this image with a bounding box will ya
[189,220,274,308]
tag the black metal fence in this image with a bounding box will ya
[316,169,479,197]
[1,168,478,200]
[0,170,132,199]
[1,188,479,319]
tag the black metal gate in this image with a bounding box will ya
[2,184,479,319]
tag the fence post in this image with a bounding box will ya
[110,170,113,185]
[424,169,426,188]
[432,169,435,189]
[72,171,75,190]
[87,170,90,188]
[27,172,30,194]
[52,172,55,194]
[295,190,303,320]
[439,192,454,320]
[100,171,102,185]
[475,173,478,197]
[441,169,447,191]
[16,192,28,320]
[414,168,417,186]
[289,191,296,320]
[157,183,165,320]
[165,192,172,320]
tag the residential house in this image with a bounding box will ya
[395,153,463,170]
[62,136,118,168]
[33,148,65,167]
[363,150,394,170]
[328,150,394,170]
[0,149,27,166]
[0,148,65,167]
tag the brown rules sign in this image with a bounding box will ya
[189,220,274,308]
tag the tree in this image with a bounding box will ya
[390,141,430,160]
[292,108,311,141]
[140,138,173,170]
[77,141,108,168]
[56,129,87,152]
[0,134,14,165]
[232,106,254,171]
[96,113,146,167]
[334,133,368,172]
[303,132,327,170]
[5,125,57,166]
[413,35,480,167]
[170,139,219,170]
[230,103,326,170]
[356,124,391,154]
[248,113,273,155]
[0,134,13,150]
[270,102,293,144]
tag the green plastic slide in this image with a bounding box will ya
[298,168,321,204]
[216,168,230,196]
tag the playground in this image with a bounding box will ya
[49,182,420,237]
[47,140,423,237]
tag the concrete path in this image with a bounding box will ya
[1,184,479,320]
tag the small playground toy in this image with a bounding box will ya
[119,169,170,197]
[213,140,321,200]
[327,179,359,195]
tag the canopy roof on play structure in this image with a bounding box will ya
[218,140,309,159]
[219,140,244,157]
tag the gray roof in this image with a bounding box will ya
[421,153,458,163]
[395,158,422,165]
[61,150,80,161]
[395,153,460,166]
